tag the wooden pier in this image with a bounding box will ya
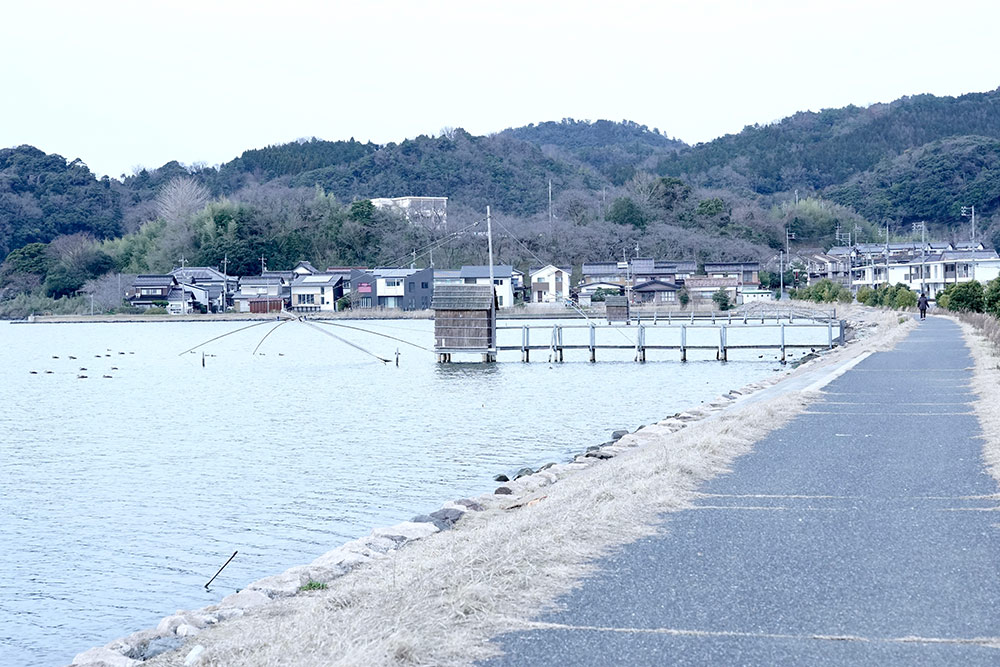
[498,318,846,363]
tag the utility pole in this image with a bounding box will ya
[785,227,795,256]
[411,250,416,270]
[178,256,187,268]
[912,221,926,295]
[548,180,553,227]
[779,250,784,298]
[961,205,976,243]
[487,206,495,302]
[884,221,890,285]
[260,254,266,274]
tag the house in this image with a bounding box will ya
[128,275,177,309]
[433,269,462,287]
[683,276,740,304]
[350,267,434,310]
[292,261,319,276]
[802,253,851,288]
[170,266,236,312]
[233,275,286,313]
[630,259,697,285]
[529,265,572,303]
[459,265,514,308]
[290,274,344,313]
[632,279,680,304]
[703,262,759,285]
[324,267,367,296]
[166,283,209,314]
[581,262,629,287]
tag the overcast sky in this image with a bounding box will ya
[4,0,998,178]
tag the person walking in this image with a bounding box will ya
[918,292,929,320]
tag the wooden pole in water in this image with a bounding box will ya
[205,551,238,588]
[589,323,596,363]
[680,324,687,362]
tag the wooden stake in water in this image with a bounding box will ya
[205,551,238,589]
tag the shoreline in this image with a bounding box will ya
[69,306,903,667]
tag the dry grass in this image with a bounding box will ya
[955,314,1000,485]
[138,306,912,667]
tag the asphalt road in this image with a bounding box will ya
[486,317,1000,665]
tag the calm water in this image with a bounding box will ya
[0,318,825,666]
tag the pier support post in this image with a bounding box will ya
[828,321,833,349]
[719,325,728,362]
[839,319,846,346]
[589,323,596,363]
[637,324,646,362]
[780,322,786,363]
[680,324,687,362]
[522,326,530,362]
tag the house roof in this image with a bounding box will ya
[292,274,343,287]
[582,262,625,275]
[460,265,513,279]
[171,267,230,283]
[240,275,284,286]
[703,262,760,271]
[431,285,494,310]
[529,264,572,276]
[294,261,319,274]
[373,268,419,278]
[633,279,680,292]
[434,269,462,280]
[940,250,1000,261]
[605,296,628,307]
[133,274,176,287]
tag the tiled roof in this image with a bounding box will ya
[431,285,494,310]
[292,274,342,286]
[170,267,229,282]
[684,277,739,288]
[133,275,176,287]
[460,265,513,279]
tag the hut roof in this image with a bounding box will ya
[431,284,494,310]
[605,295,629,307]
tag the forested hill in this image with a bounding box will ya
[657,89,1000,195]
[499,119,686,185]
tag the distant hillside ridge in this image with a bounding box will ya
[656,89,1000,195]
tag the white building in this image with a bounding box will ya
[529,265,572,303]
[370,196,447,229]
[459,265,514,308]
[851,249,1000,299]
[290,274,343,313]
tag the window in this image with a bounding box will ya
[320,287,325,294]
[408,281,415,291]
[464,278,476,284]
[386,279,402,287]
[498,295,504,306]
[297,294,315,304]
[421,282,429,289]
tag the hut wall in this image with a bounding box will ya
[434,309,494,349]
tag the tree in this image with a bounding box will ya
[606,197,646,229]
[677,288,690,309]
[155,177,209,226]
[985,277,1000,317]
[712,288,731,310]
[43,264,86,298]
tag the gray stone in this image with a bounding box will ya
[184,644,206,666]
[493,473,510,482]
[311,546,372,570]
[495,486,514,495]
[454,498,485,511]
[430,507,466,527]
[372,521,440,544]
[585,450,615,460]
[513,467,535,480]
[137,635,184,660]
[538,462,557,471]
[155,614,185,636]
[611,429,629,440]
[176,623,200,637]
[412,514,451,531]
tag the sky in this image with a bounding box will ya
[3,0,999,178]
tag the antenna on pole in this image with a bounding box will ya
[548,180,553,226]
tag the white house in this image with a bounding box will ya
[529,265,572,303]
[290,274,343,312]
[459,265,514,308]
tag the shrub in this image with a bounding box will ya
[984,277,1000,318]
[298,581,328,591]
[677,288,690,308]
[712,288,731,311]
[144,306,167,315]
[946,281,985,313]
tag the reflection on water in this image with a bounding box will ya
[0,319,824,666]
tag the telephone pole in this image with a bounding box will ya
[961,205,976,243]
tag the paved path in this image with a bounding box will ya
[487,318,1000,665]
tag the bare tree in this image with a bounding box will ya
[155,177,209,226]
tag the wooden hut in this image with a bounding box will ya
[605,295,630,324]
[431,285,497,362]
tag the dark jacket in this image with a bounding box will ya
[918,295,929,310]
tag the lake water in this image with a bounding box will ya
[0,318,827,666]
